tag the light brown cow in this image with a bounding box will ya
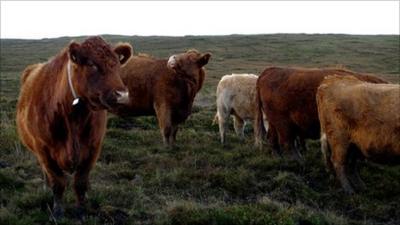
[317,75,400,194]
[16,37,132,219]
[213,74,269,144]
[112,50,211,146]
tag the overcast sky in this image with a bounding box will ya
[1,1,399,39]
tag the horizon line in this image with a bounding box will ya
[1,32,399,40]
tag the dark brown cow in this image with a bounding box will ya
[317,75,399,194]
[254,67,387,159]
[112,50,211,146]
[16,37,132,219]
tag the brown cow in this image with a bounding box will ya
[254,67,387,159]
[317,75,399,194]
[112,50,211,146]
[16,37,132,219]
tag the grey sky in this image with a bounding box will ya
[1,1,399,39]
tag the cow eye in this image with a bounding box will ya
[91,64,98,71]
[87,60,98,71]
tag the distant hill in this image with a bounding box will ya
[1,34,399,104]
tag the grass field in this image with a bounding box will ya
[0,34,399,225]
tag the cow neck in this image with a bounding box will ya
[67,60,80,106]
[175,71,198,99]
[176,71,197,86]
[66,60,89,121]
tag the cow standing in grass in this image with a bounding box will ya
[255,67,387,159]
[112,50,211,147]
[317,75,399,194]
[16,37,132,219]
[213,74,268,144]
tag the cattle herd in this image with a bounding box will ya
[15,36,399,219]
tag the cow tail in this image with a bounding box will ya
[320,132,333,172]
[317,87,333,172]
[212,112,219,125]
[254,84,266,149]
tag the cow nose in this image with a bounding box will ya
[167,55,177,69]
[115,90,129,104]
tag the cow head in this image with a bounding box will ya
[167,50,211,79]
[68,37,132,110]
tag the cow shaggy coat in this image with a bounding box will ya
[214,74,268,144]
[255,67,387,159]
[112,50,211,146]
[317,75,400,194]
[16,37,132,219]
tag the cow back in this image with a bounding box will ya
[257,67,387,139]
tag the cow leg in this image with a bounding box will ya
[216,94,230,145]
[217,109,229,145]
[295,136,307,153]
[162,126,173,147]
[331,143,355,194]
[40,157,67,220]
[155,104,173,147]
[42,170,49,191]
[233,115,245,139]
[276,123,302,160]
[348,159,365,192]
[73,172,89,220]
[73,158,96,221]
[170,124,179,146]
[283,141,302,161]
[348,146,366,191]
[266,125,281,156]
[49,174,67,220]
[218,116,228,145]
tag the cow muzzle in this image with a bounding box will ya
[167,55,177,69]
[115,90,129,104]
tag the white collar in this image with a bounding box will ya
[67,60,80,105]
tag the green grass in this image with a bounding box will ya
[0,34,399,225]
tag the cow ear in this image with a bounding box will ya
[114,43,133,65]
[197,53,211,67]
[68,42,83,64]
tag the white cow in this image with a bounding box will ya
[214,74,268,144]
